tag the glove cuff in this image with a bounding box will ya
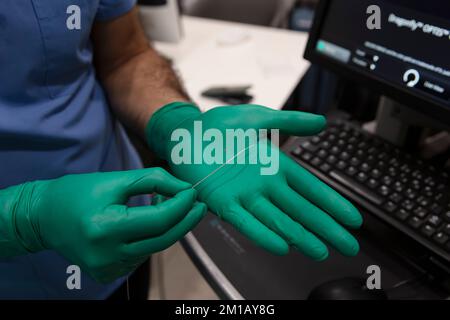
[145,102,202,160]
[0,183,46,257]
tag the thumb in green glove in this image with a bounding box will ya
[0,168,206,283]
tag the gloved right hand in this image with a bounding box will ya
[0,168,206,283]
[146,102,362,259]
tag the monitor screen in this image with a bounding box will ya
[305,0,450,122]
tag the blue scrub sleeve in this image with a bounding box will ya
[96,0,137,21]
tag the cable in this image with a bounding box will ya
[192,144,257,189]
[126,277,130,300]
[157,252,167,300]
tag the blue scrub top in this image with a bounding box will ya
[0,0,145,299]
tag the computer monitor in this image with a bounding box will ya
[304,0,450,124]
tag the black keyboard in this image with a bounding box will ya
[289,120,450,263]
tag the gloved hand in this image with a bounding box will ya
[0,168,206,283]
[146,102,363,259]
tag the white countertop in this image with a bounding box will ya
[153,16,311,111]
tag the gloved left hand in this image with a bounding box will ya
[0,168,206,283]
[146,102,363,260]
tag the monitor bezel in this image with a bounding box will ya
[304,0,450,124]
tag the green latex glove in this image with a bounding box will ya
[146,102,363,260]
[0,168,206,283]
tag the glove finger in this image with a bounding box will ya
[218,203,289,256]
[151,194,166,205]
[122,202,207,257]
[113,189,198,241]
[243,196,328,260]
[260,108,327,136]
[285,159,363,229]
[271,185,360,257]
[122,168,192,198]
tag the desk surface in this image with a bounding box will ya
[154,16,310,111]
[183,213,443,300]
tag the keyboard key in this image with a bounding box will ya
[382,175,393,186]
[413,207,427,219]
[336,161,347,170]
[423,186,433,197]
[356,172,368,182]
[443,224,450,235]
[321,141,331,149]
[393,181,404,192]
[328,126,339,134]
[395,209,410,221]
[378,161,387,169]
[404,188,417,200]
[400,175,409,184]
[425,177,436,187]
[378,152,388,160]
[408,217,423,229]
[311,136,321,144]
[427,215,442,228]
[360,163,370,172]
[346,145,356,153]
[378,185,390,196]
[435,193,447,205]
[412,170,423,179]
[418,197,430,208]
[389,193,403,204]
[348,136,358,144]
[370,169,382,179]
[421,224,436,237]
[411,179,421,190]
[388,167,398,177]
[339,131,348,139]
[384,202,397,213]
[311,157,322,167]
[339,152,351,161]
[368,178,379,189]
[402,200,415,211]
[358,141,368,149]
[326,155,338,164]
[292,148,302,156]
[318,149,327,159]
[433,232,449,245]
[320,163,331,173]
[444,211,450,222]
[301,152,313,162]
[301,141,319,153]
[367,155,376,164]
[346,166,357,176]
[400,164,412,174]
[389,159,400,168]
[330,146,340,155]
[350,157,360,166]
